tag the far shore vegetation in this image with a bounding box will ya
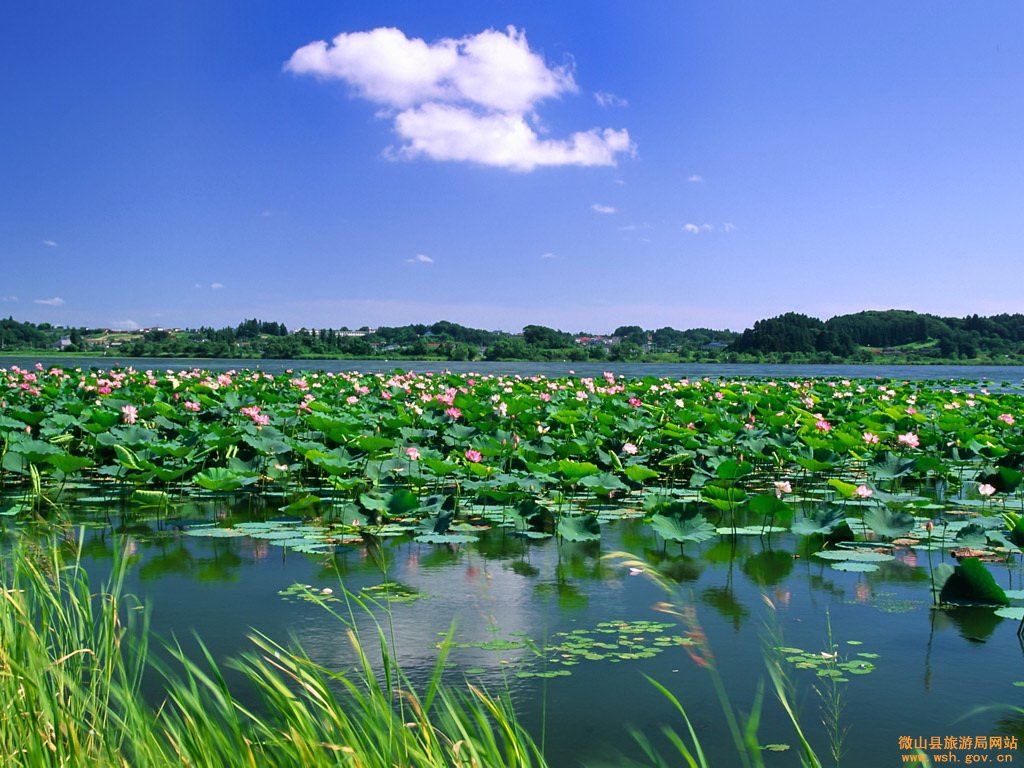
[3,309,1024,365]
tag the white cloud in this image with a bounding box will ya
[111,319,140,331]
[287,26,633,171]
[0,295,17,302]
[594,91,628,108]
[287,26,573,112]
[393,105,630,171]
[540,251,558,259]
[42,239,57,247]
[591,203,617,214]
[210,282,224,289]
[683,223,714,234]
[722,222,736,232]
[687,175,703,183]
[34,296,64,306]
[405,253,434,264]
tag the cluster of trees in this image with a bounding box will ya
[5,309,1024,363]
[731,310,1024,360]
[1,317,54,349]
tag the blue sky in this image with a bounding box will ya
[2,2,1022,334]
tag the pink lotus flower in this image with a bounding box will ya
[855,485,873,498]
[978,483,996,497]
[998,413,1016,425]
[184,400,201,412]
[240,405,270,426]
[815,419,831,431]
[774,480,792,498]
[628,397,642,407]
[863,431,880,444]
[121,404,138,425]
[405,447,420,461]
[622,442,638,455]
[445,407,462,420]
[897,432,919,448]
[465,449,483,463]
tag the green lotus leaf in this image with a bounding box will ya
[45,453,92,474]
[792,505,849,536]
[716,525,788,536]
[184,526,247,538]
[830,561,880,573]
[130,489,169,507]
[813,550,895,562]
[715,459,752,480]
[702,485,747,511]
[556,460,600,480]
[278,495,322,513]
[650,513,717,543]
[194,468,255,492]
[579,472,628,493]
[862,507,916,538]
[413,533,479,544]
[556,514,601,542]
[995,607,1024,620]
[624,464,659,483]
[940,557,1009,606]
[353,435,393,453]
[827,478,859,498]
[869,453,917,480]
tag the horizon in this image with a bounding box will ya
[3,3,1022,332]
[6,305,1021,338]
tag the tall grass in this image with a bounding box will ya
[0,538,545,767]
[0,538,947,767]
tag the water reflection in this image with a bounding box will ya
[3,498,1023,767]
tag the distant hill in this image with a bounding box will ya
[730,309,1024,360]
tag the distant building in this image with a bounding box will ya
[575,335,615,348]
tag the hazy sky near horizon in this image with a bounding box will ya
[3,2,1022,334]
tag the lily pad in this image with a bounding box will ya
[830,561,880,573]
[813,550,895,563]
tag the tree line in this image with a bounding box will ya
[3,309,1024,363]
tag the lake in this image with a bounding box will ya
[2,359,1023,765]
[5,354,1024,382]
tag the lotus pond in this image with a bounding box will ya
[3,364,1024,765]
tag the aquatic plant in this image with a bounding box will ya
[0,539,546,767]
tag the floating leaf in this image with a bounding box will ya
[413,533,479,544]
[716,525,788,536]
[813,550,895,563]
[831,561,879,573]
